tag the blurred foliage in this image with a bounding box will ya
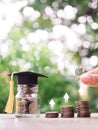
[0,0,98,113]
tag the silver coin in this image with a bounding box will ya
[75,68,83,76]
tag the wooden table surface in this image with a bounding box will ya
[0,113,98,130]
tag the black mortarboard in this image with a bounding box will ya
[9,71,48,85]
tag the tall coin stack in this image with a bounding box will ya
[61,106,74,118]
[76,101,91,117]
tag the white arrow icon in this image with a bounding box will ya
[49,99,55,109]
[63,93,70,103]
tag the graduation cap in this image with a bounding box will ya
[10,71,48,85]
[5,71,48,114]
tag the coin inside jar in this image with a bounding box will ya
[29,100,38,114]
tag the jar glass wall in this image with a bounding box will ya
[15,84,40,118]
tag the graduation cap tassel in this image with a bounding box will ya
[5,73,15,114]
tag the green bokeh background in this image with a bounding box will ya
[0,0,98,113]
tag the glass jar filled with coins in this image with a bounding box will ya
[15,84,39,118]
[4,71,47,117]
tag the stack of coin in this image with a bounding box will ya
[76,101,90,117]
[61,106,74,118]
[16,100,29,114]
[45,112,59,118]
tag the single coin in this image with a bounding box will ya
[61,113,74,118]
[76,101,89,108]
[29,100,38,114]
[61,112,74,117]
[75,67,83,76]
[76,107,90,111]
[77,113,90,117]
[61,106,74,111]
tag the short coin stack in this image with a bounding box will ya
[45,112,59,118]
[76,101,90,117]
[61,106,74,118]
